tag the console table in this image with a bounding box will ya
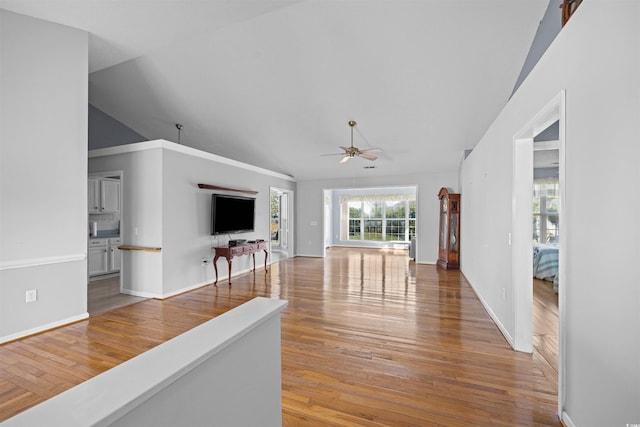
[213,241,268,285]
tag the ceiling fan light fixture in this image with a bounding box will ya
[320,120,382,164]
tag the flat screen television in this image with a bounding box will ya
[211,194,255,235]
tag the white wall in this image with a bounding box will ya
[89,147,164,296]
[161,146,294,295]
[89,141,295,298]
[460,1,640,425]
[296,171,458,263]
[0,10,89,342]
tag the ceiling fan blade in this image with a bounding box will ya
[320,152,345,157]
[339,156,351,164]
[359,148,382,154]
[357,153,378,161]
[339,146,351,152]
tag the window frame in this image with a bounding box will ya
[345,197,416,243]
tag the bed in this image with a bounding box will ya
[533,243,559,292]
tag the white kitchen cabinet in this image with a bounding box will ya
[88,178,100,213]
[109,238,121,273]
[101,179,120,213]
[88,239,109,276]
[88,177,120,214]
[89,238,121,277]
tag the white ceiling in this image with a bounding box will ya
[1,0,549,181]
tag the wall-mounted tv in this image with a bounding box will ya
[211,194,255,235]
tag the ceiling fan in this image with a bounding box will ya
[322,121,382,164]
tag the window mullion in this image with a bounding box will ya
[360,201,364,241]
[382,202,386,241]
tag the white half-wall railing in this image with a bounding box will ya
[2,297,288,427]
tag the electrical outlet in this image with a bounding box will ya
[26,289,38,303]
[201,257,209,266]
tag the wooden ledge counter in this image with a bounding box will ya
[118,245,162,253]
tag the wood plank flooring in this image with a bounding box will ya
[0,247,560,425]
[533,278,559,387]
[87,276,147,315]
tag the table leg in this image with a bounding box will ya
[252,253,256,272]
[263,249,268,273]
[213,255,220,285]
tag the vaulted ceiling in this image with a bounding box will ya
[1,0,549,180]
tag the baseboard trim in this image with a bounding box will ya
[0,313,89,344]
[158,280,212,300]
[122,268,257,300]
[461,271,516,350]
[121,289,159,299]
[561,411,576,427]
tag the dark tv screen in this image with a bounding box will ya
[211,194,255,235]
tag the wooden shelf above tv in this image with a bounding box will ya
[197,183,258,195]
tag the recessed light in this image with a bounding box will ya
[364,166,376,169]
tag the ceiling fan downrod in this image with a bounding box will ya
[348,121,356,155]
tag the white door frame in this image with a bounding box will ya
[512,90,566,417]
[88,170,124,293]
[269,187,294,262]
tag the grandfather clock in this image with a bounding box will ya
[437,187,460,270]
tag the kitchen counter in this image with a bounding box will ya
[90,231,120,239]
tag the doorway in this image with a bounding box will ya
[87,170,145,315]
[269,187,294,263]
[512,91,565,416]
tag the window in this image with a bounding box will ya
[408,200,416,240]
[363,201,383,240]
[384,200,405,241]
[533,179,559,243]
[344,195,416,242]
[348,201,362,239]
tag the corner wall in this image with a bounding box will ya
[460,1,640,424]
[0,11,89,342]
[89,141,296,298]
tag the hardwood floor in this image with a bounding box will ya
[88,276,147,315]
[0,247,560,425]
[533,278,559,383]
